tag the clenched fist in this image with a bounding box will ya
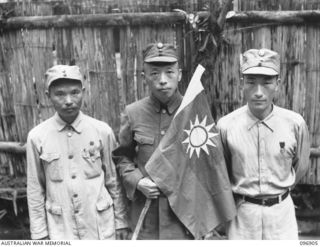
[137,177,160,199]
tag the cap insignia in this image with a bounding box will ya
[157,42,164,49]
[258,49,265,56]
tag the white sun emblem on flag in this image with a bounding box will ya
[182,115,219,158]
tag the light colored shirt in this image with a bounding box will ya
[217,105,310,197]
[27,112,128,240]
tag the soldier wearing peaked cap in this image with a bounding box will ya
[217,49,310,239]
[112,42,196,239]
[27,65,129,240]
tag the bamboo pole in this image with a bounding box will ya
[310,147,320,157]
[2,10,320,30]
[0,142,26,154]
[0,12,191,30]
[131,198,152,240]
[226,10,320,24]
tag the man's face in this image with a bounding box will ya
[243,74,279,119]
[47,79,84,124]
[143,62,181,104]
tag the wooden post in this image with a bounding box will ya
[2,10,320,30]
[0,142,26,154]
[226,10,320,24]
[0,12,191,30]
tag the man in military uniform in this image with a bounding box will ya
[27,65,129,240]
[217,48,310,239]
[112,42,194,239]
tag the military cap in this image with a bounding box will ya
[240,48,280,76]
[143,42,178,63]
[45,65,83,89]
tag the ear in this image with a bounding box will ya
[240,76,244,89]
[178,68,182,82]
[141,71,145,79]
[141,71,146,85]
[239,77,244,104]
[239,54,243,69]
[82,86,86,93]
[45,90,50,99]
[275,77,281,91]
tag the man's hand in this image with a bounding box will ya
[137,177,160,199]
[116,228,131,240]
[203,224,226,240]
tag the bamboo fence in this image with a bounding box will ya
[0,0,319,185]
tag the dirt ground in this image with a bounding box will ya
[0,219,319,240]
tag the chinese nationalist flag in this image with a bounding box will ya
[145,64,236,239]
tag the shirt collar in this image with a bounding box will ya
[246,104,275,132]
[53,111,83,133]
[150,91,183,115]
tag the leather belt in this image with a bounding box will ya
[238,190,290,207]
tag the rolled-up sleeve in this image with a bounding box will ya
[293,121,310,184]
[27,133,48,240]
[102,127,129,230]
[112,109,144,201]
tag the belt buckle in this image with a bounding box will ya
[262,198,273,207]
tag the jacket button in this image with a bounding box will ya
[73,194,78,198]
[160,130,165,135]
[68,155,73,159]
[72,175,76,179]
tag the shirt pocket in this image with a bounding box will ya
[96,192,115,239]
[40,153,63,182]
[82,149,103,179]
[134,133,155,164]
[277,142,296,174]
[278,141,295,161]
[96,192,113,211]
[45,201,64,238]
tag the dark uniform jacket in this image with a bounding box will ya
[113,92,193,239]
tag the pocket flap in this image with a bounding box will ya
[46,202,62,215]
[134,133,154,145]
[40,153,60,163]
[96,194,113,212]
